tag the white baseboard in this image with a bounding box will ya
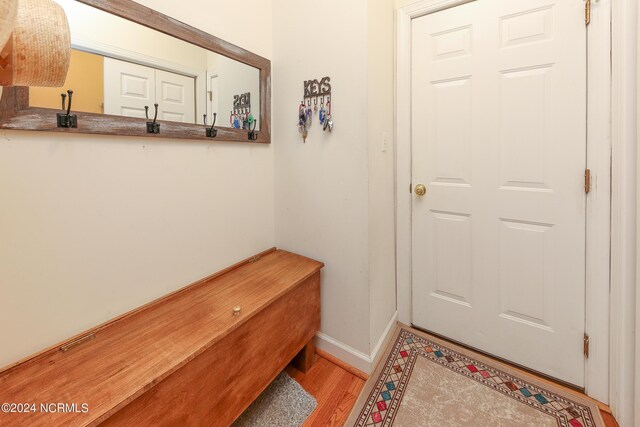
[370,311,399,370]
[314,332,372,373]
[314,311,398,374]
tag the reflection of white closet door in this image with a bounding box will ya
[104,57,196,123]
[104,58,154,118]
[155,70,195,123]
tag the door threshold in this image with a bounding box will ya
[410,323,585,394]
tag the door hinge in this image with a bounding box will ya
[410,183,412,194]
[585,0,591,25]
[584,169,591,194]
[584,333,590,358]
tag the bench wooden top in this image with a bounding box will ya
[0,249,323,426]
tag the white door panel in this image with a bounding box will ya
[155,69,196,123]
[411,0,586,386]
[104,58,154,119]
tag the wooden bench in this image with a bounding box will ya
[0,248,323,426]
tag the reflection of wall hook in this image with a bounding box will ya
[248,119,258,141]
[57,90,78,128]
[204,113,217,138]
[145,103,160,134]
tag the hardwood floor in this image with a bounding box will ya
[286,354,365,426]
[601,411,619,427]
[288,353,619,427]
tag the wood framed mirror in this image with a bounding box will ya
[0,0,271,144]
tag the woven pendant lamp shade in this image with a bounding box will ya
[0,0,17,50]
[0,0,70,87]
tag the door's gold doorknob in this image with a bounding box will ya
[415,184,427,196]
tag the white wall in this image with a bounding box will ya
[368,0,398,355]
[273,0,397,369]
[0,0,274,369]
[273,0,372,356]
[138,0,272,60]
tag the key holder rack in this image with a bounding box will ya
[145,104,160,134]
[204,113,218,138]
[298,77,333,142]
[57,90,78,128]
[230,92,253,130]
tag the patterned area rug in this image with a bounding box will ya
[233,371,317,427]
[347,325,605,427]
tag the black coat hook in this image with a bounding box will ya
[248,119,258,141]
[204,113,217,138]
[145,103,160,134]
[57,90,78,128]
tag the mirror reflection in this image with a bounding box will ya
[29,0,260,130]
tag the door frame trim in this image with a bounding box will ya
[395,0,612,403]
[610,0,637,425]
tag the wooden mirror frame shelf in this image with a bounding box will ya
[0,0,271,144]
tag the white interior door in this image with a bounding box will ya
[104,58,196,123]
[104,57,154,118]
[411,0,587,386]
[155,69,196,123]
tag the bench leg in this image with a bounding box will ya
[292,340,315,374]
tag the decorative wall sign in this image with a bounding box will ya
[303,77,331,99]
[233,92,251,112]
